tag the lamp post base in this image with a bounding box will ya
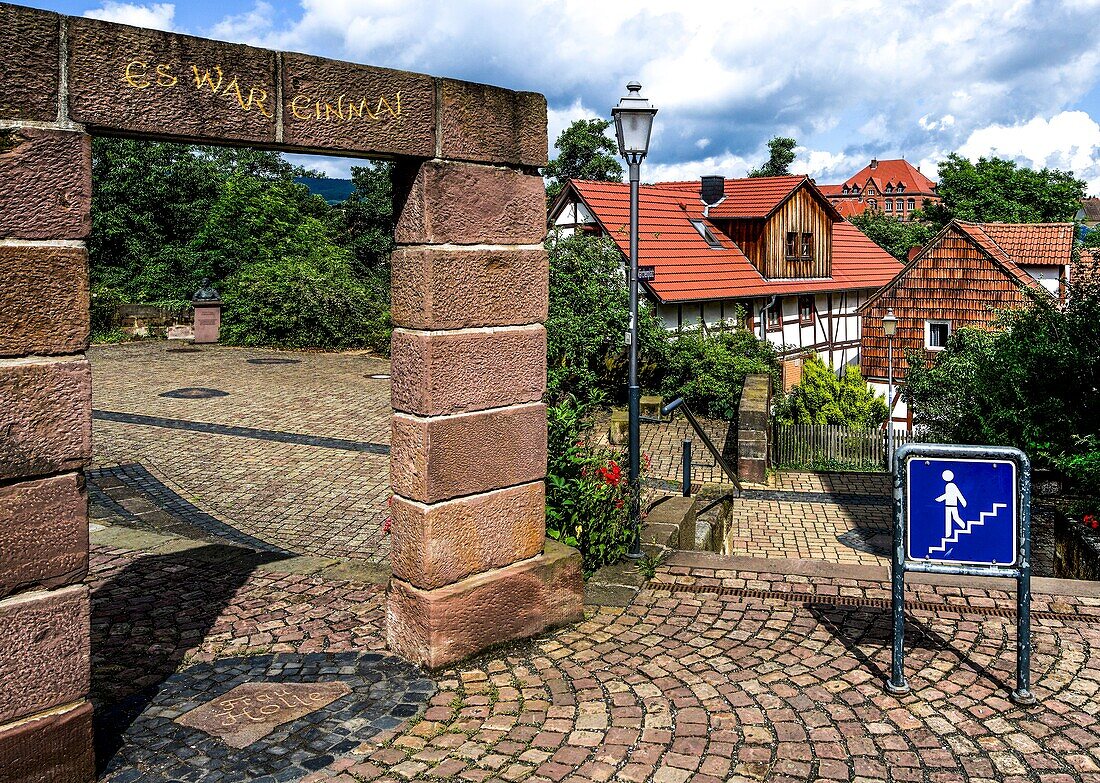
[885,679,911,696]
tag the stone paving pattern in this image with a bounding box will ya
[90,342,393,561]
[89,532,1100,783]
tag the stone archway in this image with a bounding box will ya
[0,4,581,779]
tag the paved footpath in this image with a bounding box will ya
[91,530,1100,783]
[89,342,394,561]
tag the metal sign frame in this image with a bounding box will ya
[888,442,1035,705]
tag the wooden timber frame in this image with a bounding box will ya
[0,4,582,779]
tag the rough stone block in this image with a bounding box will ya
[391,247,548,330]
[0,701,94,783]
[68,17,277,144]
[0,129,91,240]
[391,402,546,503]
[391,482,545,590]
[440,80,547,167]
[390,325,546,416]
[394,161,546,245]
[738,457,767,484]
[0,245,89,356]
[281,52,435,157]
[608,409,628,446]
[387,537,582,669]
[0,359,92,480]
[0,4,59,121]
[0,585,90,724]
[0,474,88,599]
[644,496,696,551]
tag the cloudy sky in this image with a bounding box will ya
[24,0,1100,193]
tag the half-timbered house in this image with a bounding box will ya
[549,175,902,383]
[859,220,1075,430]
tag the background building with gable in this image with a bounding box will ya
[859,220,1075,430]
[549,174,902,385]
[819,158,940,221]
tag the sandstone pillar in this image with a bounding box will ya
[0,5,95,781]
[386,89,583,668]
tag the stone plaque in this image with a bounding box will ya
[176,682,350,748]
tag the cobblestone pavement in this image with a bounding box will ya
[89,342,393,561]
[92,534,1100,783]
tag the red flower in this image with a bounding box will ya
[599,460,623,487]
[382,518,392,535]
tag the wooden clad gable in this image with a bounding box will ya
[860,224,1033,381]
[759,184,833,279]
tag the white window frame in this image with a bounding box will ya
[925,320,951,350]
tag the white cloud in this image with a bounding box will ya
[959,110,1100,195]
[207,2,274,40]
[199,0,1100,186]
[644,152,753,183]
[546,99,604,159]
[84,2,176,31]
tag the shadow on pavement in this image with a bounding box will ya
[808,603,1009,695]
[90,544,288,774]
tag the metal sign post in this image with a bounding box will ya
[888,443,1035,705]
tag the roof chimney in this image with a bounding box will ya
[870,158,878,170]
[700,175,725,206]
[907,245,922,262]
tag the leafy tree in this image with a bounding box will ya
[545,232,666,402]
[337,162,396,279]
[659,324,780,420]
[774,354,887,427]
[748,136,797,178]
[904,277,1100,492]
[922,153,1086,227]
[848,210,936,260]
[543,119,623,202]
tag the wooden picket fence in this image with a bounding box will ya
[772,423,921,472]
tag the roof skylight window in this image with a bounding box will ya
[690,219,723,248]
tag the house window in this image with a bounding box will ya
[786,232,799,259]
[926,320,951,350]
[868,198,878,211]
[798,295,814,325]
[885,199,893,212]
[767,299,783,330]
[800,232,813,259]
[907,198,916,211]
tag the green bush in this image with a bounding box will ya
[546,233,667,402]
[775,355,887,428]
[659,325,779,420]
[545,398,635,575]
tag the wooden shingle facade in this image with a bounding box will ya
[859,220,1073,428]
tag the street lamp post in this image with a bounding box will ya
[612,82,657,559]
[882,308,898,469]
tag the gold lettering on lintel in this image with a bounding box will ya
[289,93,402,123]
[121,59,403,123]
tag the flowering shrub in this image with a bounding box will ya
[1084,513,1098,531]
[546,398,636,575]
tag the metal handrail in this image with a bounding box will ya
[661,398,742,495]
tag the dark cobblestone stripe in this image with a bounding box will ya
[86,463,291,554]
[653,581,1100,623]
[93,409,390,454]
[739,488,891,506]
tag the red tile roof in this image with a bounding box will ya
[651,175,813,218]
[816,184,843,197]
[563,179,901,303]
[833,199,868,218]
[858,220,1068,313]
[841,159,936,194]
[975,222,1075,267]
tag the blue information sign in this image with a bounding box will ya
[906,457,1018,566]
